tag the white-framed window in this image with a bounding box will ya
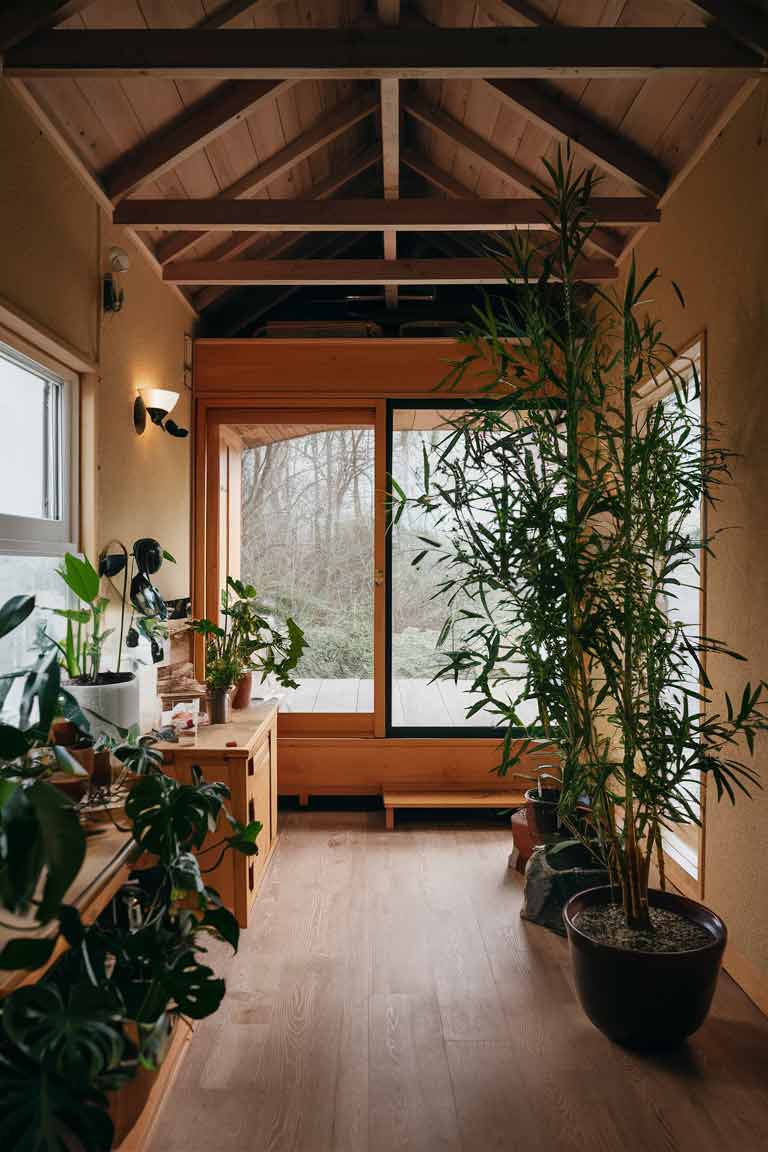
[0,330,79,556]
[0,329,79,719]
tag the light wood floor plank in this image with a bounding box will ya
[149,813,768,1152]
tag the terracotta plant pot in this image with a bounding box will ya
[524,786,562,836]
[208,686,231,725]
[231,671,253,710]
[563,885,726,1048]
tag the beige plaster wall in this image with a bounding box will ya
[624,87,768,1010]
[0,81,193,604]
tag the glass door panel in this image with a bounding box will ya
[388,404,536,735]
[225,414,375,723]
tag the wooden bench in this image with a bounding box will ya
[383,789,526,830]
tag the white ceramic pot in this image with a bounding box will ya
[66,674,140,740]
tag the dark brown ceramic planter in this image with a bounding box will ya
[524,786,562,835]
[232,671,253,710]
[563,886,726,1048]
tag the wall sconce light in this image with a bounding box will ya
[134,388,188,438]
[103,246,131,314]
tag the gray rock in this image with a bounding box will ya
[521,843,610,937]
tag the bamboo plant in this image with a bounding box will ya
[395,151,766,932]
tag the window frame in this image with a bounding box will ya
[635,336,706,895]
[0,325,79,557]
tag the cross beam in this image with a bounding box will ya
[116,197,660,231]
[163,256,617,286]
[5,28,762,79]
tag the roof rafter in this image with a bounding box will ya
[0,1,95,51]
[193,146,381,309]
[5,28,762,80]
[196,0,281,30]
[164,255,618,286]
[154,92,378,264]
[102,79,292,201]
[118,196,658,231]
[689,1,768,56]
[403,92,625,259]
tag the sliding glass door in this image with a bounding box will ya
[386,402,531,737]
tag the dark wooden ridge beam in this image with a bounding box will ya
[689,2,768,57]
[101,79,292,201]
[378,0,401,309]
[192,146,381,308]
[164,255,617,286]
[5,28,763,79]
[154,94,378,264]
[0,1,94,51]
[403,93,625,259]
[117,196,659,231]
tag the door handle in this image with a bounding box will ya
[374,568,385,586]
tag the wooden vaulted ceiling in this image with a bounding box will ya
[2,0,765,336]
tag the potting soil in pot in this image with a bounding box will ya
[574,904,713,953]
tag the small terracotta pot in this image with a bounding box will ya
[208,686,231,725]
[232,671,253,710]
[563,885,726,1048]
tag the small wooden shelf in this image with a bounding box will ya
[383,788,526,830]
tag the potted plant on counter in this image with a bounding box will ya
[402,151,766,1047]
[43,542,173,740]
[193,577,306,723]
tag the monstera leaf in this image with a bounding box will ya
[164,952,225,1020]
[1,983,125,1088]
[0,1045,115,1152]
[0,781,85,923]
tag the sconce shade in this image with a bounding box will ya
[144,389,179,418]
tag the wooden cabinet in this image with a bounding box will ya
[157,700,279,928]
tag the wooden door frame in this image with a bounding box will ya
[192,338,547,794]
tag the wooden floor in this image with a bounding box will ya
[149,813,768,1152]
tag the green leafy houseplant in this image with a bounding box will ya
[397,151,766,941]
[192,577,307,713]
[0,593,261,1150]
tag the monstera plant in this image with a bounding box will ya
[0,592,261,1150]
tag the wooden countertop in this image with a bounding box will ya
[0,823,140,995]
[156,698,278,759]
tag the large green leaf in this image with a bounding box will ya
[57,553,100,606]
[27,781,86,923]
[164,953,225,1019]
[0,1046,115,1152]
[0,595,35,640]
[0,785,45,914]
[0,724,29,760]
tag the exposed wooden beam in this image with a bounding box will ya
[118,196,659,231]
[154,94,378,264]
[164,255,617,286]
[403,93,625,259]
[689,2,768,57]
[0,1,94,51]
[192,147,381,308]
[378,0,400,309]
[402,148,475,199]
[6,28,763,80]
[101,79,291,201]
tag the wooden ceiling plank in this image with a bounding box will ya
[6,28,763,80]
[101,78,292,201]
[196,1,281,30]
[153,91,378,263]
[489,79,669,196]
[164,255,617,285]
[193,145,381,308]
[117,195,659,230]
[689,1,768,56]
[0,1,95,50]
[403,92,625,257]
